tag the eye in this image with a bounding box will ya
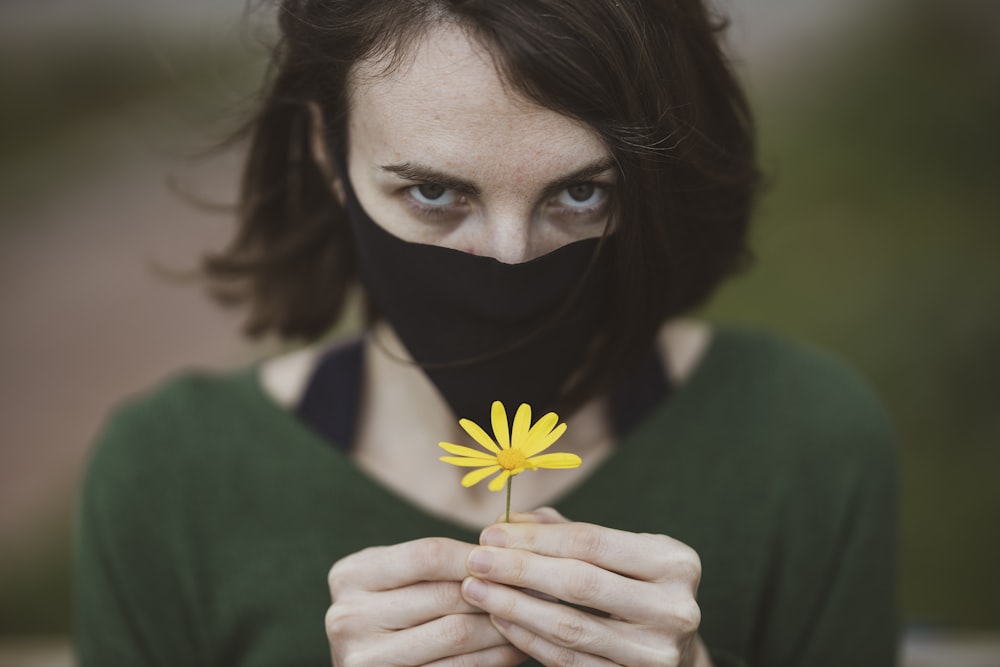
[408,183,460,206]
[555,183,607,209]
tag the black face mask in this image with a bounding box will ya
[342,172,615,428]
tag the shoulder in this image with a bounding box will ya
[714,330,899,658]
[82,367,261,501]
[661,320,892,431]
[692,328,899,665]
[715,325,892,430]
[77,367,270,589]
[713,326,897,505]
[695,324,897,481]
[95,366,258,442]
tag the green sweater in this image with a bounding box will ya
[76,327,898,666]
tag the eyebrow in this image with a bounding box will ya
[379,158,618,196]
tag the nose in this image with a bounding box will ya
[477,212,537,264]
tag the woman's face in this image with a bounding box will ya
[345,22,615,264]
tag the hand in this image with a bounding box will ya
[460,509,713,667]
[326,537,528,666]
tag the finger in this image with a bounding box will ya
[498,507,570,525]
[467,546,661,622]
[371,581,484,630]
[530,507,570,523]
[463,577,668,666]
[422,643,528,667]
[490,615,620,667]
[329,538,474,594]
[380,613,509,666]
[480,521,701,584]
[465,577,624,659]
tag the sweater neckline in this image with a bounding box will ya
[236,326,729,533]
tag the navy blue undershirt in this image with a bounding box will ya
[296,339,671,450]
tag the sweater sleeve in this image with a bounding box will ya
[755,342,900,667]
[75,389,211,667]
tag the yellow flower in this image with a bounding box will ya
[438,401,582,492]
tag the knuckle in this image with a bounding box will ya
[650,596,701,634]
[552,615,587,648]
[440,614,475,645]
[648,602,674,629]
[647,534,677,571]
[572,569,603,606]
[646,535,703,585]
[327,560,349,595]
[327,547,375,595]
[416,537,448,569]
[518,523,540,549]
[343,647,379,667]
[655,645,682,667]
[430,580,460,609]
[679,547,703,584]
[515,629,545,658]
[675,600,702,633]
[498,589,519,619]
[568,526,605,561]
[507,552,529,586]
[551,645,581,667]
[324,604,350,638]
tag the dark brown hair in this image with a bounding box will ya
[206,0,760,400]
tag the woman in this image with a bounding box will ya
[76,1,898,665]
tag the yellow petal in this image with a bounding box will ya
[522,421,568,457]
[491,401,510,450]
[525,452,582,469]
[440,456,501,467]
[526,411,558,438]
[459,418,501,454]
[438,441,497,459]
[521,412,559,456]
[461,465,502,487]
[511,403,532,449]
[488,469,513,492]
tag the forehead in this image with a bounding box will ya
[346,22,608,177]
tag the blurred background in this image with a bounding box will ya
[0,0,997,664]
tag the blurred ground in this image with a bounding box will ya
[1,0,998,663]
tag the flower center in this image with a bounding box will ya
[497,449,528,471]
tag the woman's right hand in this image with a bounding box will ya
[326,537,527,666]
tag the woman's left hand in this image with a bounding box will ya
[460,508,714,667]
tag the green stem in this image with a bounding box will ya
[505,476,512,523]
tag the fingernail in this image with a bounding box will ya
[480,526,507,547]
[468,548,494,574]
[464,577,487,602]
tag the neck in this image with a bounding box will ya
[352,321,614,528]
